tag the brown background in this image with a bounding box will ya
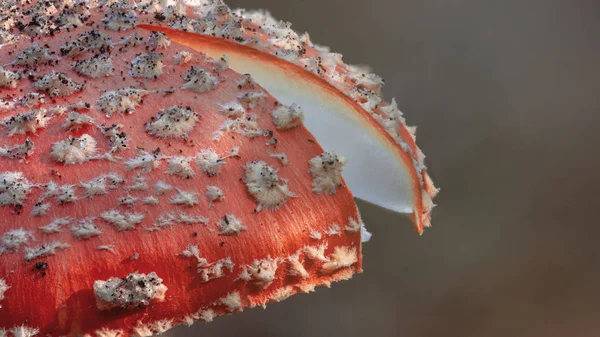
[166,1,600,336]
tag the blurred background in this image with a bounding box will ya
[167,1,600,336]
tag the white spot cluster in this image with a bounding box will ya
[93,271,167,311]
[60,29,112,57]
[97,88,152,117]
[24,241,70,262]
[173,51,192,65]
[70,218,102,240]
[0,66,21,88]
[73,54,114,78]
[2,109,52,137]
[237,257,280,289]
[100,210,145,231]
[243,161,294,211]
[146,105,200,138]
[181,244,235,282]
[130,53,163,78]
[50,134,97,165]
[0,172,32,207]
[12,44,56,66]
[272,103,304,130]
[103,2,137,31]
[147,31,171,50]
[0,138,34,159]
[308,152,347,194]
[181,66,219,93]
[216,214,246,235]
[34,71,84,97]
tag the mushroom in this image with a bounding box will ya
[0,1,438,336]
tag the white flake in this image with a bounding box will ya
[236,74,255,89]
[2,109,52,137]
[321,246,358,273]
[147,31,171,50]
[62,112,94,130]
[310,231,322,240]
[150,319,173,335]
[218,291,241,312]
[30,202,50,217]
[17,93,46,107]
[166,156,195,178]
[60,29,112,57]
[50,134,97,164]
[95,328,123,337]
[308,152,347,194]
[39,217,72,234]
[287,251,309,279]
[118,195,138,207]
[9,325,39,337]
[12,44,56,66]
[93,271,167,310]
[0,229,34,254]
[73,54,114,78]
[0,172,32,207]
[195,149,224,176]
[71,218,102,240]
[181,244,235,282]
[268,152,289,165]
[216,214,246,235]
[103,2,137,31]
[170,189,199,206]
[0,278,8,308]
[173,51,192,65]
[303,244,329,262]
[205,186,223,208]
[199,309,216,322]
[0,138,34,159]
[243,161,294,211]
[130,53,163,78]
[0,66,21,88]
[114,33,144,49]
[153,180,173,195]
[125,150,163,172]
[217,100,246,118]
[237,91,267,109]
[34,71,83,97]
[146,105,200,138]
[100,210,145,231]
[272,103,304,130]
[23,241,69,262]
[325,224,341,236]
[97,88,152,117]
[141,196,160,205]
[181,66,219,93]
[237,257,279,288]
[127,176,149,191]
[97,244,116,254]
[146,212,208,231]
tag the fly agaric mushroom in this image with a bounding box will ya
[0,1,438,336]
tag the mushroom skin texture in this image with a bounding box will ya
[0,1,437,337]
